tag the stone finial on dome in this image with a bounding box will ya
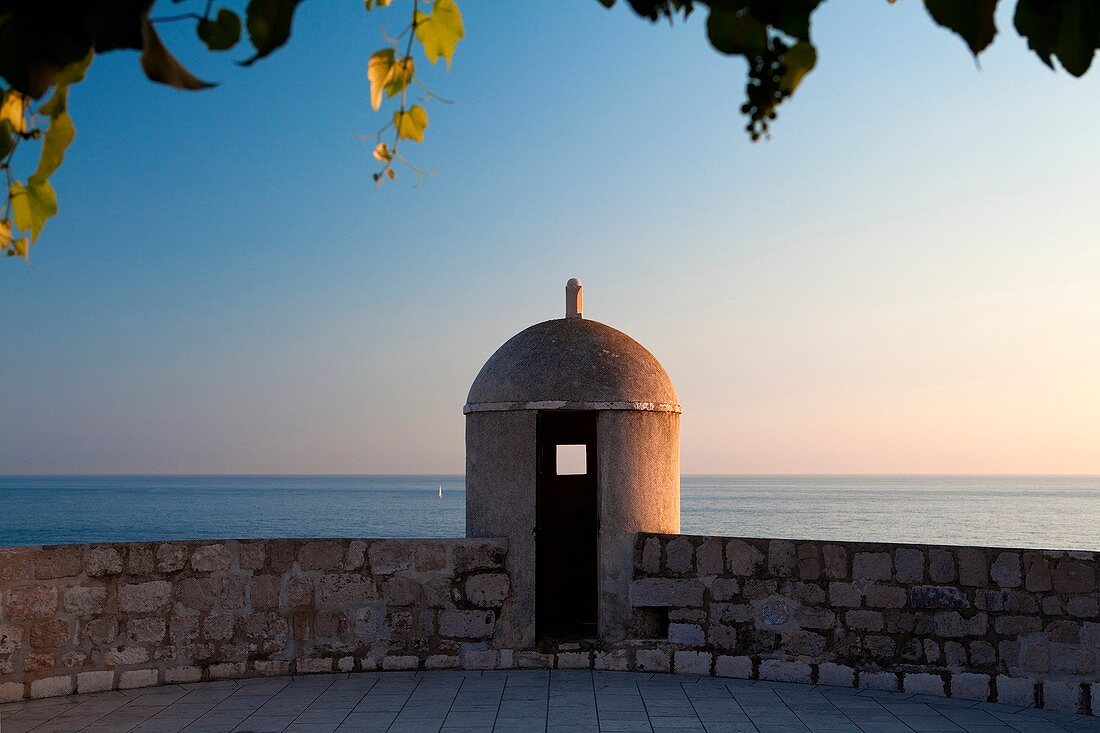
[566,278,583,319]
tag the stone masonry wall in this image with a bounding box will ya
[629,533,1100,715]
[0,538,510,702]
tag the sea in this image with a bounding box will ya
[1,475,1098,551]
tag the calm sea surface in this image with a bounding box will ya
[1,475,1098,550]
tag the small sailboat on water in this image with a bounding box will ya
[437,485,443,499]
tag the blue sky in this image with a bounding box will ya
[2,1,1098,474]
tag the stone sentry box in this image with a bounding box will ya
[464,279,681,645]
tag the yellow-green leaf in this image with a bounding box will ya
[0,219,11,249]
[11,237,29,258]
[365,0,393,9]
[368,49,396,110]
[414,0,464,69]
[394,105,428,142]
[10,180,58,243]
[30,112,76,185]
[1,91,27,134]
[386,56,415,98]
[40,51,94,118]
[373,142,393,162]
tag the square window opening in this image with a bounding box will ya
[556,444,587,475]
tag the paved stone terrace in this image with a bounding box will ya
[1,671,1098,733]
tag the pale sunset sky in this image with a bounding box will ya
[1,2,1098,475]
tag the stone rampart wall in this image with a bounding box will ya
[0,538,510,702]
[629,533,1100,714]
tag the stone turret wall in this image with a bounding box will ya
[0,538,510,702]
[628,533,1100,715]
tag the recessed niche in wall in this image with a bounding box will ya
[556,444,587,475]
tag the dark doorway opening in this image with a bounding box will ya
[536,410,598,640]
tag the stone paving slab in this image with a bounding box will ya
[1,671,1098,733]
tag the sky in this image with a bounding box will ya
[1,1,1098,475]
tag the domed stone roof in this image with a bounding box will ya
[464,318,680,413]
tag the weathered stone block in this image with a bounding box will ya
[6,585,58,620]
[34,546,82,579]
[380,576,421,606]
[190,544,232,573]
[710,578,741,601]
[958,549,989,587]
[452,541,507,573]
[902,673,944,696]
[0,549,34,582]
[990,552,1022,588]
[674,650,712,674]
[595,649,630,671]
[249,575,279,609]
[969,640,995,666]
[726,540,765,576]
[0,624,23,654]
[707,623,737,649]
[425,654,459,669]
[210,661,248,678]
[344,540,366,571]
[64,585,107,617]
[383,655,419,670]
[995,615,1041,636]
[640,536,662,573]
[767,540,797,577]
[714,655,753,679]
[697,538,724,576]
[105,646,149,666]
[29,619,71,649]
[974,589,1004,611]
[516,651,553,668]
[853,552,892,582]
[997,675,1036,707]
[84,546,124,576]
[828,582,861,607]
[865,584,907,608]
[934,611,987,637]
[465,573,509,607]
[759,659,812,683]
[666,536,694,574]
[165,666,202,683]
[156,543,187,573]
[0,681,24,703]
[782,630,826,657]
[1053,559,1095,594]
[894,547,924,583]
[845,610,884,632]
[125,618,166,644]
[635,648,670,673]
[911,585,968,610]
[556,651,591,669]
[215,574,247,611]
[929,548,956,583]
[1067,596,1098,617]
[440,610,494,639]
[1042,680,1083,713]
[415,543,446,572]
[237,542,265,570]
[316,573,373,607]
[76,670,114,694]
[817,663,854,687]
[81,617,119,646]
[858,671,899,691]
[30,675,73,699]
[629,578,704,607]
[285,575,314,608]
[295,541,343,571]
[1024,554,1052,592]
[823,545,848,579]
[949,672,989,701]
[118,581,171,613]
[668,623,705,646]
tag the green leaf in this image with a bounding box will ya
[924,0,999,56]
[30,113,75,185]
[10,180,58,243]
[779,41,817,95]
[706,8,767,56]
[141,18,214,89]
[394,105,429,142]
[242,0,305,66]
[199,9,243,51]
[414,0,465,69]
